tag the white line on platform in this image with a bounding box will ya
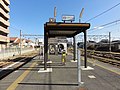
[70,60,77,62]
[42,61,52,64]
[4,62,19,70]
[81,66,94,70]
[0,58,25,72]
[88,75,96,79]
[80,82,84,85]
[38,68,52,73]
[14,70,19,72]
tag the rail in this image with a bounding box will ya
[0,51,38,68]
[80,49,120,67]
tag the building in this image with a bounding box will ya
[10,37,35,48]
[0,0,10,50]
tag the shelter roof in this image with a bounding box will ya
[44,22,90,37]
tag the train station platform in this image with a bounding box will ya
[0,54,120,90]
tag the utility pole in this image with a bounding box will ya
[20,30,22,55]
[109,32,111,52]
[54,7,56,21]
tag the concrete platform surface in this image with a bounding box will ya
[0,55,120,90]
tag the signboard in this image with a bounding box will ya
[62,15,75,21]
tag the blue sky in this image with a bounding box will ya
[9,0,120,38]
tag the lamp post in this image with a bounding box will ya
[77,8,85,87]
[75,8,84,61]
[79,8,84,56]
[79,8,84,23]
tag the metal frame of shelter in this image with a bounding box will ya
[44,22,90,70]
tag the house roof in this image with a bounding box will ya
[10,37,26,44]
[15,39,20,44]
[15,39,26,44]
[10,37,18,41]
[10,37,33,44]
[26,39,32,43]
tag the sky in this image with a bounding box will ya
[9,0,120,39]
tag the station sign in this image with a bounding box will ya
[62,15,75,21]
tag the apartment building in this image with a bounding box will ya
[0,0,10,50]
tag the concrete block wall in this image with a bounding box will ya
[0,48,35,60]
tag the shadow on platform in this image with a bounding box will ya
[19,82,78,86]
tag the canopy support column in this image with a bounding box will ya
[73,36,76,61]
[44,28,48,70]
[84,30,87,68]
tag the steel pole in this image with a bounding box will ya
[77,49,81,87]
[75,36,78,60]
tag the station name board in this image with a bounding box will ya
[62,15,75,21]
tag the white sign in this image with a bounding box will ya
[62,15,75,21]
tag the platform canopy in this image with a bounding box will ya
[44,22,90,38]
[43,22,90,70]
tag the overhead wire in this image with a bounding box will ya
[89,19,120,31]
[85,2,120,22]
[9,26,21,31]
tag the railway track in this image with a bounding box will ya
[80,49,120,67]
[0,51,39,80]
[0,51,38,69]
